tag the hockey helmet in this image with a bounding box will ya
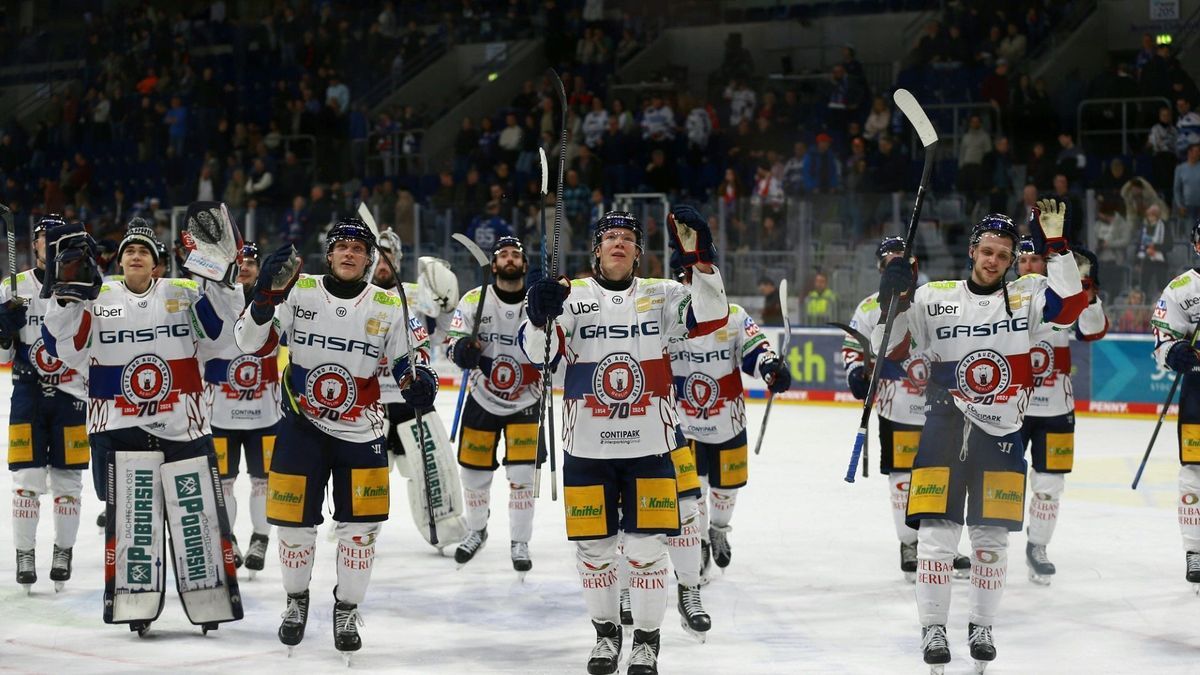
[34,213,66,235]
[492,235,526,261]
[875,236,905,269]
[969,213,1019,252]
[241,242,260,261]
[1016,235,1040,256]
[591,211,643,276]
[326,217,376,257]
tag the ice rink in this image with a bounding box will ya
[0,380,1195,674]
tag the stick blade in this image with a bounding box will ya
[538,148,549,195]
[893,89,938,147]
[778,278,789,324]
[452,233,491,268]
[356,202,380,237]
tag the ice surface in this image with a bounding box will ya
[0,381,1194,673]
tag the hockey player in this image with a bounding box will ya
[204,243,281,574]
[520,206,728,675]
[1,215,88,593]
[844,238,971,582]
[41,219,246,635]
[1149,221,1200,591]
[445,236,542,573]
[235,217,438,660]
[665,259,791,639]
[876,202,1086,673]
[1016,237,1107,585]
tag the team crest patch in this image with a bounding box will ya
[487,354,524,395]
[29,337,69,378]
[115,354,183,415]
[903,355,929,392]
[585,353,650,419]
[222,355,265,399]
[1029,340,1055,386]
[302,364,360,420]
[955,350,1010,401]
[679,372,725,418]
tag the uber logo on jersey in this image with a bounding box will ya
[570,301,600,315]
[93,305,124,318]
[294,307,318,320]
[1183,296,1200,311]
[927,303,960,317]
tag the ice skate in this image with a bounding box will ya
[677,584,711,642]
[333,595,364,666]
[511,541,531,580]
[130,621,151,637]
[952,554,971,579]
[16,549,35,594]
[278,589,310,656]
[586,620,622,674]
[455,527,487,567]
[1186,551,1200,594]
[900,541,918,583]
[627,628,660,675]
[968,622,996,672]
[620,588,633,627]
[244,533,269,577]
[1026,541,1056,586]
[201,622,218,635]
[921,624,950,674]
[710,524,732,570]
[50,545,72,592]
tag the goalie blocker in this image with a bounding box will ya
[98,430,242,630]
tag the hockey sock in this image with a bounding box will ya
[709,487,738,528]
[12,489,40,551]
[278,526,318,595]
[1027,469,1064,546]
[334,521,380,605]
[576,536,620,624]
[1179,465,1200,552]
[249,477,269,536]
[461,467,493,532]
[967,525,1008,627]
[698,477,711,542]
[915,519,961,626]
[668,498,703,587]
[221,477,238,531]
[625,533,669,632]
[506,464,535,544]
[889,471,918,545]
[50,468,83,549]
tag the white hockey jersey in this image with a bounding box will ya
[203,292,282,430]
[235,274,430,443]
[0,269,87,400]
[667,304,773,443]
[843,292,927,426]
[1152,269,1200,368]
[377,282,451,404]
[446,284,542,416]
[1026,280,1108,417]
[519,269,728,460]
[42,277,244,441]
[881,253,1086,436]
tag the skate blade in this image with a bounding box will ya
[516,571,528,583]
[20,583,32,595]
[1028,571,1053,586]
[928,665,945,675]
[54,581,65,593]
[1192,582,1200,595]
[953,569,970,580]
[679,617,709,643]
[974,660,990,673]
[904,572,916,584]
[287,646,296,658]
[248,570,258,581]
[341,652,355,667]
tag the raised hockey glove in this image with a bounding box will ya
[43,222,101,302]
[668,204,716,268]
[847,364,870,400]
[0,300,27,341]
[250,244,302,324]
[180,201,243,286]
[761,357,792,394]
[878,257,917,312]
[393,358,439,409]
[451,338,483,370]
[1073,248,1100,297]
[1033,198,1068,254]
[1166,341,1200,374]
[526,276,570,328]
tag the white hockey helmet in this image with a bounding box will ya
[416,256,459,317]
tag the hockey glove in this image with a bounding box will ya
[180,201,243,286]
[1033,199,1068,254]
[250,244,302,324]
[43,223,101,302]
[761,357,792,394]
[1073,248,1100,296]
[0,301,27,341]
[878,257,917,312]
[526,276,570,329]
[668,205,716,268]
[451,338,483,370]
[393,358,439,409]
[847,364,870,400]
[1166,341,1200,374]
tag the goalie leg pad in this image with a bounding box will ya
[103,446,167,625]
[398,413,468,546]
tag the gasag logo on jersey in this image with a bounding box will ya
[27,337,73,383]
[486,354,527,398]
[301,363,364,422]
[678,371,726,419]
[578,321,660,340]
[291,329,381,357]
[934,316,1028,339]
[585,353,651,420]
[954,349,1012,404]
[221,355,267,400]
[116,354,182,417]
[99,323,191,343]
[1029,340,1056,388]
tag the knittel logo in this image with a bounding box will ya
[985,487,1022,503]
[913,484,945,497]
[639,496,676,510]
[569,504,603,517]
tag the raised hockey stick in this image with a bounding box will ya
[753,279,790,455]
[828,321,877,366]
[1132,330,1200,489]
[0,204,22,307]
[449,233,491,441]
[844,89,938,484]
[357,203,438,545]
[534,146,549,499]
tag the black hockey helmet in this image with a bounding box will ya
[34,213,66,235]
[875,235,905,269]
[492,235,526,261]
[591,210,643,276]
[1017,235,1040,256]
[325,217,376,257]
[970,213,1019,252]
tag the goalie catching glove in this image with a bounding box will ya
[179,201,244,285]
[40,222,102,302]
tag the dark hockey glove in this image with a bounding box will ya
[0,300,28,341]
[526,276,570,328]
[878,257,917,312]
[43,222,101,302]
[250,244,302,324]
[1167,341,1200,374]
[761,357,792,394]
[394,358,439,409]
[668,204,716,268]
[847,364,871,400]
[451,338,483,369]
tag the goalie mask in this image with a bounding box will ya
[416,256,459,317]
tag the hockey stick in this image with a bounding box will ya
[534,146,549,499]
[0,204,22,308]
[357,203,438,545]
[536,69,567,502]
[828,321,877,365]
[844,89,938,484]
[449,233,491,441]
[1132,330,1200,489]
[753,279,790,455]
